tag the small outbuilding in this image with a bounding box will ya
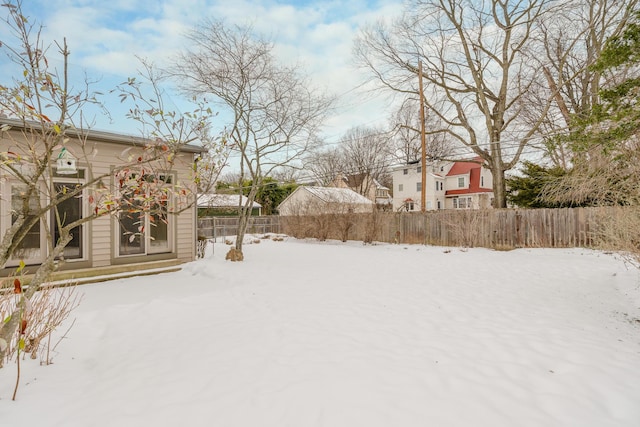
[277,186,374,216]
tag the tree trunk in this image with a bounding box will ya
[491,163,508,209]
[234,183,259,257]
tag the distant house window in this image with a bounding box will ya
[406,201,414,211]
[453,197,472,209]
[440,166,444,172]
[458,177,465,188]
[481,175,484,187]
[435,181,439,191]
[437,200,441,209]
[403,169,408,175]
[416,182,422,192]
[417,166,421,173]
[398,184,403,192]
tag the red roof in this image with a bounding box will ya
[446,159,480,176]
[445,158,492,196]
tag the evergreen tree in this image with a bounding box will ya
[507,162,570,208]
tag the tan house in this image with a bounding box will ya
[0,119,205,281]
[278,186,374,216]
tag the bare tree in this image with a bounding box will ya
[523,0,639,168]
[389,98,455,164]
[304,147,345,186]
[339,126,392,197]
[171,21,333,259]
[0,2,216,364]
[355,0,560,208]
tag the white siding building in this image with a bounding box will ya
[278,186,374,216]
[392,158,494,211]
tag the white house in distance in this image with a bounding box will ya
[278,186,374,216]
[392,157,494,211]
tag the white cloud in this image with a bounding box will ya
[3,0,404,141]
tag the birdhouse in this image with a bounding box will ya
[56,147,77,175]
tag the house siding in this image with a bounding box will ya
[0,123,201,277]
[278,186,374,215]
[392,159,494,211]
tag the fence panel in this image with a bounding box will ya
[277,206,637,249]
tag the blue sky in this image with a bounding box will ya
[2,0,404,145]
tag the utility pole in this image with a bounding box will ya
[418,60,427,212]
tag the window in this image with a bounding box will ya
[403,169,408,175]
[453,197,472,209]
[435,181,439,191]
[406,201,414,211]
[416,166,421,173]
[458,177,465,188]
[117,173,174,257]
[119,201,145,255]
[10,184,43,263]
[416,182,422,192]
[398,184,403,192]
[437,201,441,210]
[481,175,484,187]
[53,182,84,259]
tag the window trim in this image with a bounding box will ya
[115,172,175,258]
[52,171,88,262]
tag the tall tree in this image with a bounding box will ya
[171,21,332,259]
[389,98,454,164]
[339,126,391,196]
[523,0,639,168]
[355,0,559,208]
[305,147,345,186]
[542,10,640,206]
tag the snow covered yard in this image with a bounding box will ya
[1,237,640,426]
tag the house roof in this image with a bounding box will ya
[446,157,483,176]
[301,186,374,205]
[338,173,390,191]
[197,193,262,208]
[0,117,206,154]
[445,157,493,196]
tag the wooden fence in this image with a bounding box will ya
[372,208,597,248]
[198,207,637,249]
[279,207,636,249]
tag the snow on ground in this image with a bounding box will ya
[1,236,640,426]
